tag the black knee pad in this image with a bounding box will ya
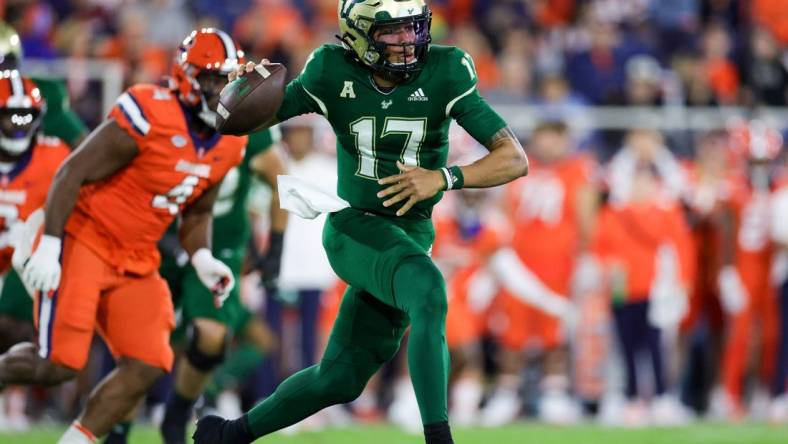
[185,324,228,372]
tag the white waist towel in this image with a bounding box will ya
[277,175,350,220]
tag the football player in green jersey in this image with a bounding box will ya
[195,1,528,443]
[0,21,88,353]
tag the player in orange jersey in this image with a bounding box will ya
[481,121,596,426]
[0,73,69,432]
[717,120,782,419]
[0,29,247,444]
[678,131,734,414]
[770,154,788,423]
[594,156,695,426]
[432,187,506,426]
[0,72,69,353]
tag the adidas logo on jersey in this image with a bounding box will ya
[408,88,429,102]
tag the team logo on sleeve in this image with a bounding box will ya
[408,88,429,102]
[171,135,187,148]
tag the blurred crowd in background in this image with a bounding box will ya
[3,0,788,121]
[1,0,788,436]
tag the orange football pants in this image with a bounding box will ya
[34,235,175,372]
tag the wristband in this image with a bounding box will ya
[440,165,464,190]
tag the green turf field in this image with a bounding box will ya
[1,423,786,444]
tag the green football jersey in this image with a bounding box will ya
[276,44,507,220]
[212,127,280,250]
[31,76,88,147]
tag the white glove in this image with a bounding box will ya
[571,253,602,296]
[21,233,62,296]
[717,265,748,315]
[11,209,45,297]
[648,244,689,329]
[466,269,498,313]
[648,278,688,329]
[191,248,235,308]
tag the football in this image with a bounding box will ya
[216,63,287,136]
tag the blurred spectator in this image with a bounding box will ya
[95,7,169,86]
[451,24,500,91]
[700,0,742,30]
[621,54,664,105]
[234,0,311,66]
[528,0,576,29]
[741,27,788,107]
[649,0,700,58]
[486,50,532,104]
[7,1,58,59]
[132,0,195,48]
[751,0,788,45]
[607,129,688,205]
[672,51,719,106]
[699,22,739,104]
[566,12,639,104]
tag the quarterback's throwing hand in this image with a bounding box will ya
[22,234,62,297]
[378,162,445,216]
[228,59,271,82]
[191,248,235,308]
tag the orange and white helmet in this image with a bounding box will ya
[729,118,783,162]
[0,70,44,157]
[170,28,245,126]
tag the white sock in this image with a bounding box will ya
[57,422,97,444]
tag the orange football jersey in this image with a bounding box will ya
[65,84,247,275]
[505,155,593,294]
[433,214,506,347]
[593,201,694,301]
[728,179,773,286]
[0,137,70,272]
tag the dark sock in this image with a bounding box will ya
[161,391,197,443]
[102,421,131,444]
[424,421,454,444]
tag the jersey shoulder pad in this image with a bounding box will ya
[110,84,180,138]
[299,44,346,89]
[435,45,477,88]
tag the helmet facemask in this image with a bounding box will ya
[0,107,41,158]
[367,14,431,82]
[194,69,230,129]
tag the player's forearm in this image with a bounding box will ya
[269,193,288,233]
[717,207,737,266]
[460,129,528,188]
[42,165,84,237]
[252,147,289,233]
[179,212,213,257]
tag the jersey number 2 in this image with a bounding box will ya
[350,117,426,179]
[152,175,200,215]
